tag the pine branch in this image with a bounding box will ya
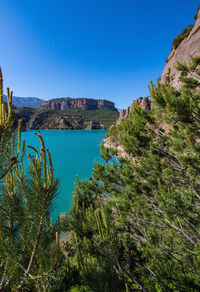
[15,214,44,291]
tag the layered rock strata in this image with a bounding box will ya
[40,98,117,111]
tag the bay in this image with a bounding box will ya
[21,130,107,220]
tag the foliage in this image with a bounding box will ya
[61,55,200,291]
[194,5,200,20]
[2,54,200,291]
[0,68,68,291]
[14,107,119,130]
[172,24,194,50]
[170,5,199,52]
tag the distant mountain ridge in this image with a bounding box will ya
[3,95,44,108]
[3,95,118,113]
[12,97,119,130]
[40,97,117,111]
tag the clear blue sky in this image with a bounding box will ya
[0,0,198,108]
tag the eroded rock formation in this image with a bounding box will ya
[40,98,117,111]
[117,97,151,124]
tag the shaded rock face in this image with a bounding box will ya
[26,112,108,130]
[13,107,116,130]
[161,11,200,90]
[26,111,81,130]
[117,97,151,124]
[27,111,53,130]
[13,107,35,131]
[40,98,117,111]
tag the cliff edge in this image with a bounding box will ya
[161,10,200,89]
[40,98,117,112]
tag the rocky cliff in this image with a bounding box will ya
[104,8,200,156]
[12,97,119,130]
[13,107,119,131]
[117,97,151,124]
[161,10,200,89]
[40,98,117,111]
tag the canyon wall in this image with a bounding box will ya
[40,98,117,111]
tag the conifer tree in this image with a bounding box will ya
[63,55,200,291]
[0,69,66,291]
[2,54,200,291]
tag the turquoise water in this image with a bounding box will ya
[21,130,107,220]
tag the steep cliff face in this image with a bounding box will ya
[161,10,200,89]
[40,98,117,111]
[13,97,119,130]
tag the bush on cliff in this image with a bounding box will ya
[171,6,200,51]
[172,24,194,49]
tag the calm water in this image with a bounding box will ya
[21,130,107,220]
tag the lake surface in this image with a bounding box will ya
[21,130,107,220]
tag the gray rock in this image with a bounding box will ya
[117,97,151,124]
[161,10,200,89]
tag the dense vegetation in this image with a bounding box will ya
[0,71,67,291]
[13,107,119,130]
[1,54,200,290]
[59,54,200,291]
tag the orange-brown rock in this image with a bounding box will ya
[40,97,117,111]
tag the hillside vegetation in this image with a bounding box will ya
[13,107,119,130]
[1,22,200,292]
[1,54,200,291]
[59,55,200,291]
